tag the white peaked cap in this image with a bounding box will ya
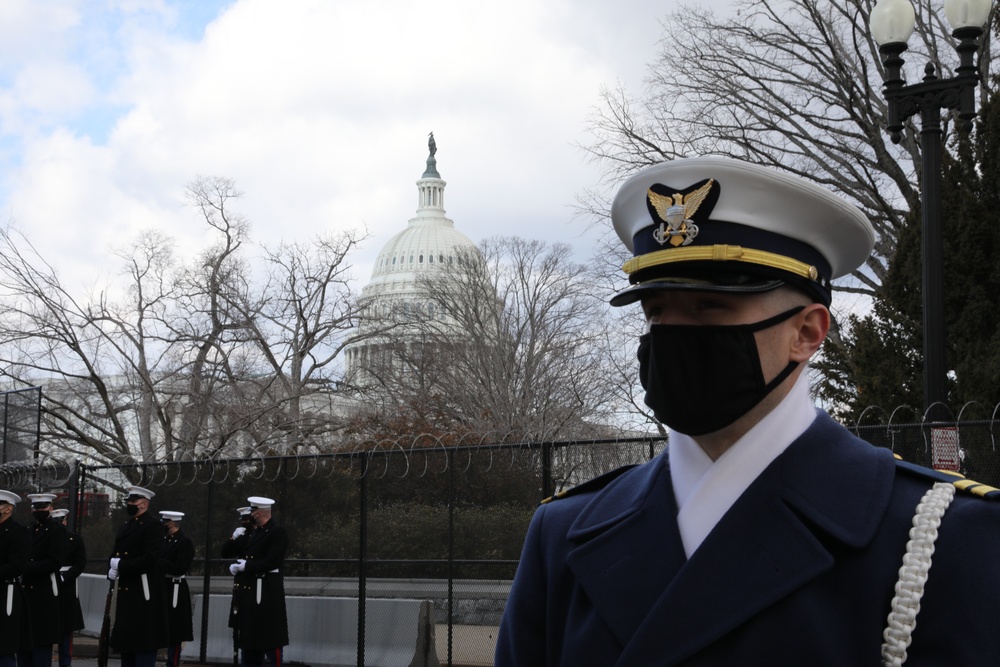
[247,496,275,509]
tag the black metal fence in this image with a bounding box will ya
[850,416,1000,487]
[3,411,1000,666]
[2,436,664,666]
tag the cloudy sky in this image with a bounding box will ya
[0,0,736,293]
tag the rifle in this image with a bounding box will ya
[97,579,118,667]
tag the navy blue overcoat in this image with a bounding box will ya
[496,413,1000,666]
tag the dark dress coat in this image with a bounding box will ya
[233,519,288,650]
[159,529,194,644]
[220,531,250,560]
[495,413,1000,666]
[0,517,31,655]
[222,529,251,628]
[59,528,86,633]
[108,511,169,653]
[23,517,67,646]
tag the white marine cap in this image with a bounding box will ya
[247,496,275,510]
[126,486,155,500]
[0,490,21,505]
[27,493,57,505]
[51,509,69,519]
[159,511,184,522]
[610,156,875,307]
[237,506,252,516]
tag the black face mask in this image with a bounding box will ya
[126,504,140,517]
[32,510,50,523]
[637,306,804,436]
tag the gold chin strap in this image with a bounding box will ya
[622,244,820,283]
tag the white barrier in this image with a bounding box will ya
[78,573,109,636]
[78,575,440,666]
[182,594,439,667]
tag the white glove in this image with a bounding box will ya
[232,527,246,539]
[229,559,246,575]
[110,557,120,569]
[108,568,118,581]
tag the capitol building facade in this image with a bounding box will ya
[343,136,477,385]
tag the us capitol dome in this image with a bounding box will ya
[344,134,478,380]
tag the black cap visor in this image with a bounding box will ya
[610,278,785,308]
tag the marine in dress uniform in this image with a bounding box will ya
[19,493,67,667]
[222,507,253,630]
[229,497,288,667]
[0,491,30,667]
[108,486,168,667]
[494,157,1000,666]
[221,507,253,560]
[49,510,85,667]
[158,512,193,667]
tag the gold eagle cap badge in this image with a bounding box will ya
[648,178,714,247]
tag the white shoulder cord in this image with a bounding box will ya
[881,481,957,667]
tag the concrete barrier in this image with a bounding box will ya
[78,573,109,636]
[184,594,439,667]
[78,575,441,666]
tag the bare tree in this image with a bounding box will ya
[0,225,173,465]
[233,231,368,452]
[352,237,615,441]
[0,176,366,464]
[580,0,997,299]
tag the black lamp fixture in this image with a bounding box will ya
[870,0,992,419]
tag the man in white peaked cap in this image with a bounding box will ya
[20,492,67,667]
[0,490,29,667]
[496,157,1000,665]
[222,506,254,640]
[108,486,167,667]
[229,496,288,667]
[50,509,85,667]
[158,511,193,667]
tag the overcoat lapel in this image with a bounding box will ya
[566,413,896,666]
[565,455,685,647]
[617,462,835,665]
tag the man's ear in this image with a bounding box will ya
[789,304,830,362]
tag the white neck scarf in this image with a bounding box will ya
[668,370,818,558]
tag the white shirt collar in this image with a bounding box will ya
[668,370,818,558]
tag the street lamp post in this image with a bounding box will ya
[869,0,992,420]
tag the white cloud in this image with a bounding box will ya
[0,0,737,292]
